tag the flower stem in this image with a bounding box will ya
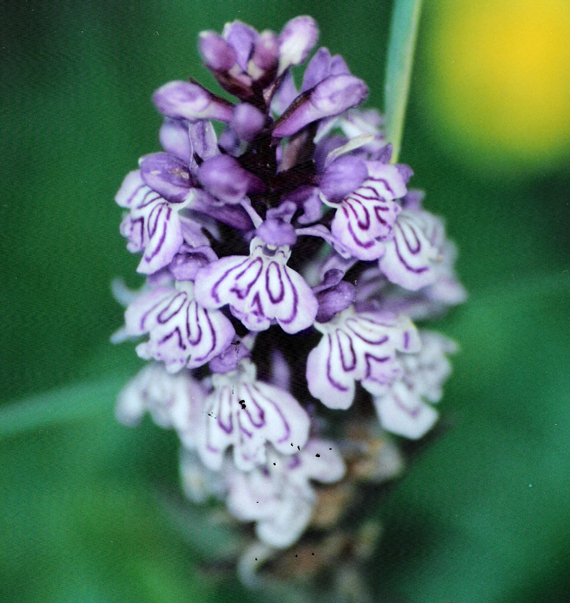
[384,0,424,163]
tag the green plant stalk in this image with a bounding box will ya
[384,0,423,163]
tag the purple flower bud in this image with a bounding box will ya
[319,156,368,204]
[187,189,253,230]
[169,244,218,281]
[250,30,279,78]
[315,278,356,323]
[159,119,191,164]
[302,48,349,93]
[278,16,319,73]
[139,153,192,204]
[153,81,234,123]
[208,338,251,374]
[330,54,350,76]
[302,47,332,92]
[230,103,266,141]
[199,31,237,72]
[222,21,258,70]
[198,155,265,204]
[396,163,414,184]
[256,218,297,247]
[273,75,368,138]
[188,120,219,163]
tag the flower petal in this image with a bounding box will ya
[124,283,235,372]
[379,210,444,291]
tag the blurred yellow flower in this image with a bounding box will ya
[425,0,570,167]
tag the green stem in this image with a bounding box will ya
[384,0,423,163]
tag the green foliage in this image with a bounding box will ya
[2,1,569,602]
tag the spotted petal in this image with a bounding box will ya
[198,359,310,471]
[194,237,318,334]
[124,282,235,373]
[307,306,421,409]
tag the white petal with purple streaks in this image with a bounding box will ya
[307,306,421,410]
[194,237,318,333]
[124,281,235,373]
[379,209,444,291]
[224,438,344,548]
[198,359,310,471]
[373,331,456,439]
[115,363,206,449]
[329,163,406,261]
[116,170,189,274]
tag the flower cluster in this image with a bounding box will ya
[114,16,465,580]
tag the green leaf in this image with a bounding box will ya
[0,376,124,440]
[384,0,423,162]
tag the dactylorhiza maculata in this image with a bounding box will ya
[113,16,466,588]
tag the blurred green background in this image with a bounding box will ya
[2,1,570,602]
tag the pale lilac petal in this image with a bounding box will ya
[115,170,146,209]
[270,70,298,116]
[249,31,279,80]
[329,164,406,261]
[124,282,235,372]
[132,196,185,274]
[208,337,251,374]
[297,439,345,484]
[256,218,297,247]
[115,363,206,449]
[169,244,217,281]
[188,120,219,164]
[374,382,438,439]
[223,21,258,71]
[224,435,344,548]
[319,156,368,204]
[198,155,265,204]
[255,496,313,548]
[187,189,253,230]
[301,47,332,92]
[306,332,355,410]
[278,16,319,73]
[379,210,443,291]
[372,330,456,439]
[159,119,192,163]
[199,30,237,71]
